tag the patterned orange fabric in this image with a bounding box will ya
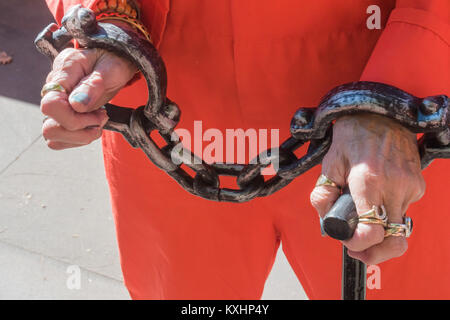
[45,0,449,299]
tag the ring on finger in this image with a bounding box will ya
[41,82,66,97]
[358,205,388,227]
[315,174,341,189]
[384,216,413,238]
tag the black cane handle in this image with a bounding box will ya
[322,187,358,240]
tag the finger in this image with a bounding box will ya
[46,141,88,151]
[46,48,98,93]
[43,118,104,145]
[68,70,108,113]
[350,192,409,265]
[310,148,346,218]
[403,173,426,211]
[343,164,385,251]
[310,184,341,219]
[348,236,408,265]
[383,195,405,225]
[68,52,137,113]
[41,91,109,131]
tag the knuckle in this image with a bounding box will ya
[309,187,332,212]
[82,128,102,144]
[42,124,56,140]
[371,227,386,244]
[56,48,87,65]
[87,71,105,86]
[64,120,81,132]
[344,239,366,253]
[349,164,382,189]
[344,242,363,252]
[40,97,55,116]
[362,254,378,266]
[40,91,70,117]
[415,175,426,200]
[46,140,61,150]
[53,48,75,64]
[345,240,369,253]
[40,101,50,116]
[309,189,323,208]
[391,238,408,257]
[77,73,106,98]
[362,170,382,187]
[345,225,384,252]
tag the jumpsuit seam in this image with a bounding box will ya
[229,0,246,126]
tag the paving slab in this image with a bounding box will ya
[0,241,129,300]
[0,135,123,280]
[0,96,43,172]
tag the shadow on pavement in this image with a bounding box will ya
[0,0,54,105]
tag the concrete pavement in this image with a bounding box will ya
[0,1,307,300]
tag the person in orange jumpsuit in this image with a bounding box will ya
[41,0,449,299]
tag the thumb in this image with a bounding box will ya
[69,50,137,113]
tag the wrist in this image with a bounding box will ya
[335,113,416,140]
[92,0,151,43]
[91,1,148,86]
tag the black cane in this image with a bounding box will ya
[322,187,366,300]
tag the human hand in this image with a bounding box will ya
[310,113,425,264]
[40,45,137,150]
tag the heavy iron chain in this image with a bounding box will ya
[35,6,450,203]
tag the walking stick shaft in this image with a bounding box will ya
[342,246,366,300]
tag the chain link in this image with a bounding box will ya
[35,6,450,203]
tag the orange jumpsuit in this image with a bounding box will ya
[46,0,449,299]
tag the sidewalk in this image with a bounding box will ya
[0,0,307,300]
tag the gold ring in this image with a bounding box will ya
[315,174,340,188]
[384,216,413,238]
[41,82,66,97]
[358,205,388,227]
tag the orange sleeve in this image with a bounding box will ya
[361,0,449,97]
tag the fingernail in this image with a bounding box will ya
[70,92,91,105]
